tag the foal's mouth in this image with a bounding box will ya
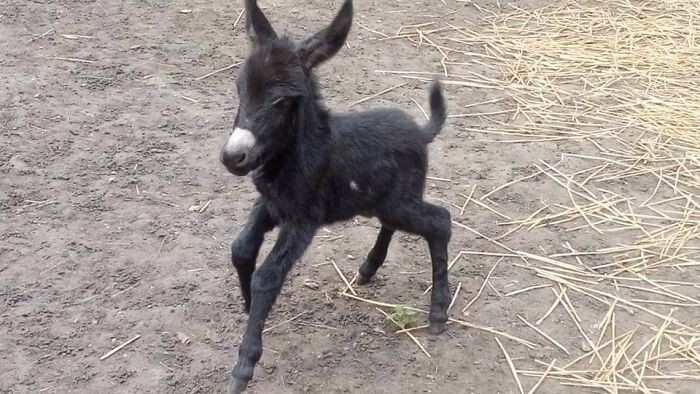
[221,155,254,176]
[227,166,251,177]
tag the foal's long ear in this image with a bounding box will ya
[244,0,277,47]
[298,0,353,69]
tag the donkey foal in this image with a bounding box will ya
[221,1,451,392]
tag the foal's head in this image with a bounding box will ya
[220,0,353,176]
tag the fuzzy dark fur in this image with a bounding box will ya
[222,1,451,392]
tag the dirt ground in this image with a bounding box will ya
[2,0,698,393]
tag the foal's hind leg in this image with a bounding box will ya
[377,201,452,334]
[356,226,394,285]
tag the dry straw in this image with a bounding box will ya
[353,0,700,391]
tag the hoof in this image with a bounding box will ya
[228,377,249,394]
[428,321,447,335]
[355,274,371,286]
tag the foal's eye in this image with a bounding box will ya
[272,97,291,111]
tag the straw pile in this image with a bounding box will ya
[341,0,700,392]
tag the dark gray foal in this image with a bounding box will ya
[220,1,451,392]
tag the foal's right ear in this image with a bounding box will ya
[244,0,278,47]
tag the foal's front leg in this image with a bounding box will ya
[231,200,277,312]
[229,223,317,394]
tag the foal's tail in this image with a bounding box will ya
[423,80,447,143]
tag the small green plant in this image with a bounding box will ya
[387,306,416,330]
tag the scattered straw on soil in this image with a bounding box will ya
[336,1,700,392]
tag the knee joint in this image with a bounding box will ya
[231,239,256,269]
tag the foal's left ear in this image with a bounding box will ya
[298,0,353,70]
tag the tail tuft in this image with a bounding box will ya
[424,80,447,142]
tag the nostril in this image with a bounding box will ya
[234,152,247,166]
[222,150,248,169]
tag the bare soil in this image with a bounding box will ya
[2,1,698,394]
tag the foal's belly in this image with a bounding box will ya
[322,188,378,223]
[322,204,374,222]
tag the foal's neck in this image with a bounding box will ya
[256,96,331,189]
